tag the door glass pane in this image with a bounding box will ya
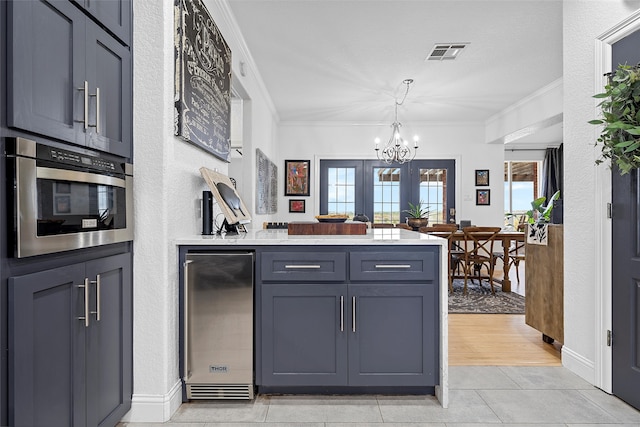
[373,167,400,223]
[327,167,355,217]
[419,168,446,224]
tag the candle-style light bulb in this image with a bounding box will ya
[374,137,380,149]
[413,135,419,148]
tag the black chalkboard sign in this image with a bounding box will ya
[174,0,231,162]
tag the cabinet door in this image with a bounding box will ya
[72,0,131,46]
[7,0,85,143]
[261,284,348,386]
[348,283,439,386]
[85,253,133,427]
[9,263,87,427]
[84,21,132,158]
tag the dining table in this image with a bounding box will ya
[428,229,525,293]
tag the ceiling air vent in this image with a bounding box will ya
[426,43,469,61]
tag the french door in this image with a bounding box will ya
[319,159,456,225]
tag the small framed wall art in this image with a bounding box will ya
[475,169,489,186]
[476,189,490,206]
[285,160,310,196]
[289,199,306,213]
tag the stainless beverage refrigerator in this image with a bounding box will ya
[183,252,254,399]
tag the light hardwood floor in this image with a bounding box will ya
[449,313,562,366]
[449,261,562,366]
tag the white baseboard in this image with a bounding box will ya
[562,345,595,385]
[119,380,183,423]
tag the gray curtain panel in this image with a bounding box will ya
[542,143,563,201]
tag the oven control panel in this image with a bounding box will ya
[36,144,123,173]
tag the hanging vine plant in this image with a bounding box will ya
[590,63,640,175]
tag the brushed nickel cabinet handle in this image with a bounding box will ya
[77,278,89,327]
[91,87,100,134]
[284,265,321,269]
[90,275,101,321]
[340,296,344,332]
[76,81,89,130]
[352,296,356,332]
[375,264,411,269]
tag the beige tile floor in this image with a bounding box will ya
[119,366,640,426]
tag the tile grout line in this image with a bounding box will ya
[473,388,508,425]
[575,388,632,424]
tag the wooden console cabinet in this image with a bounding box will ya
[525,224,564,343]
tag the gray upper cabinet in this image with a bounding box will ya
[72,0,131,46]
[8,253,132,427]
[84,20,132,157]
[7,0,132,158]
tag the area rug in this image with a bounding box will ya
[448,278,525,314]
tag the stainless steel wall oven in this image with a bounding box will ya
[7,137,133,258]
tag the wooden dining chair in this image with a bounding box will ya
[507,239,526,284]
[419,223,462,293]
[460,226,502,294]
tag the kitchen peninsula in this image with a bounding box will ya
[176,228,449,407]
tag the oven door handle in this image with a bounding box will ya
[36,166,126,188]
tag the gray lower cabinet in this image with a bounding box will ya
[259,247,439,389]
[8,253,132,427]
[348,283,437,386]
[8,0,132,158]
[261,284,349,386]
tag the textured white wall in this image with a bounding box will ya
[277,122,505,226]
[129,0,278,421]
[562,0,640,382]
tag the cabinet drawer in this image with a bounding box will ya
[350,251,436,282]
[261,252,347,282]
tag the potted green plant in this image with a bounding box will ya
[525,191,560,224]
[590,63,640,175]
[403,201,430,229]
[524,191,560,245]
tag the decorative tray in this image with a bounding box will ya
[317,218,348,223]
[315,215,348,223]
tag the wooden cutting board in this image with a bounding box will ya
[287,221,367,235]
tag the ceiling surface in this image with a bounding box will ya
[227,0,563,134]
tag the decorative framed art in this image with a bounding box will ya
[174,0,232,162]
[285,160,310,196]
[476,189,490,206]
[256,149,277,214]
[289,199,306,213]
[475,169,489,186]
